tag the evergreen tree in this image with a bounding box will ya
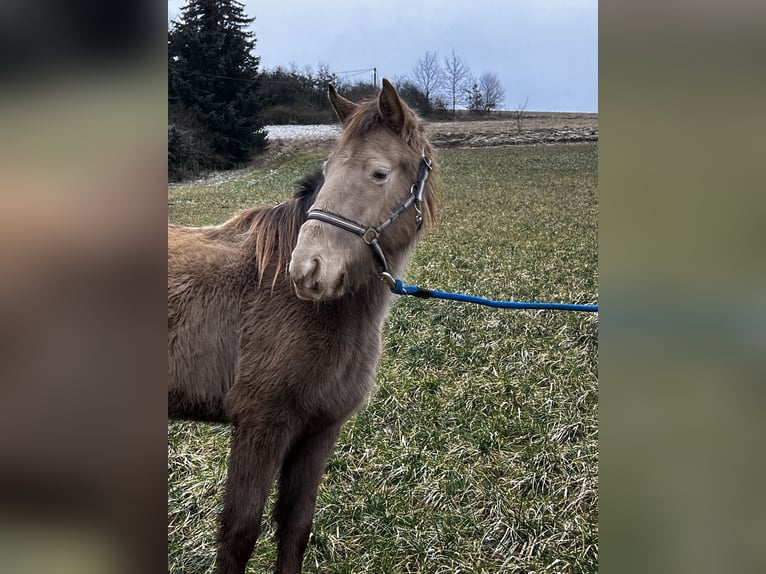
[393,79,430,116]
[465,82,484,114]
[169,0,267,174]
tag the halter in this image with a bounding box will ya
[306,153,432,287]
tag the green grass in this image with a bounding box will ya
[168,144,598,573]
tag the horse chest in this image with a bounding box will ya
[229,295,385,422]
[306,340,380,420]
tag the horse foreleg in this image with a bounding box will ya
[273,422,342,574]
[216,422,290,574]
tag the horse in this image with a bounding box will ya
[168,79,437,574]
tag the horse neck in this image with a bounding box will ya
[341,233,421,325]
[326,279,394,335]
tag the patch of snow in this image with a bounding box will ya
[265,125,341,139]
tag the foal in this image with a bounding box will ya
[168,79,436,573]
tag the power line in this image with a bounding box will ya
[169,62,258,84]
[169,63,379,87]
[335,68,375,75]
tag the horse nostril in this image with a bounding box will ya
[292,256,322,288]
[308,258,321,284]
[289,252,330,300]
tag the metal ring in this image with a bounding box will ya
[379,272,396,288]
[362,227,380,245]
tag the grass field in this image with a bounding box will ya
[168,143,598,573]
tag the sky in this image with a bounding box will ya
[167,0,598,112]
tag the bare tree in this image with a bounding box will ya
[443,50,471,120]
[514,96,529,132]
[478,71,506,115]
[411,51,443,112]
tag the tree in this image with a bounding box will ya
[465,80,484,114]
[316,61,341,92]
[514,96,529,132]
[410,51,443,113]
[478,71,506,114]
[341,82,378,103]
[443,50,471,120]
[392,76,429,114]
[168,0,267,175]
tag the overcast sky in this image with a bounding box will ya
[167,0,597,112]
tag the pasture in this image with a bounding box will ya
[168,143,598,573]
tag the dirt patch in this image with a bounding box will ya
[426,113,598,149]
[257,113,598,163]
[427,125,598,149]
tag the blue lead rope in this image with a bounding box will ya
[390,278,598,313]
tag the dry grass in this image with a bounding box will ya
[428,112,598,132]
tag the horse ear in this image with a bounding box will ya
[377,78,407,135]
[328,84,358,125]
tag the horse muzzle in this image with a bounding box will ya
[288,247,347,302]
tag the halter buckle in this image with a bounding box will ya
[414,202,423,229]
[414,156,432,204]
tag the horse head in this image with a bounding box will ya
[289,79,435,301]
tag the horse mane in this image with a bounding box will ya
[244,169,323,287]
[339,98,437,228]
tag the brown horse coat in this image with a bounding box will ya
[168,79,436,574]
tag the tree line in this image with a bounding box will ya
[168,0,508,181]
[257,51,506,125]
[407,50,506,119]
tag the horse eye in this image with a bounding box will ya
[371,169,389,181]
